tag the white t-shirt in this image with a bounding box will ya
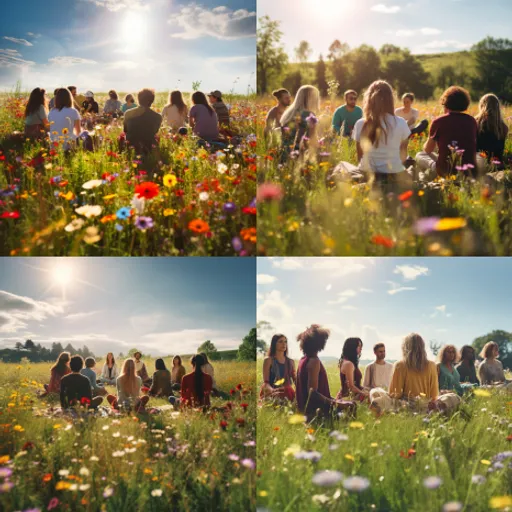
[363,361,394,390]
[395,107,419,127]
[48,107,81,143]
[161,104,187,130]
[353,114,411,174]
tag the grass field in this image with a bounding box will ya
[257,98,512,256]
[0,90,257,256]
[256,360,512,512]
[0,359,256,512]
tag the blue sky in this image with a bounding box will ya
[0,258,255,357]
[257,257,512,361]
[0,0,256,93]
[258,0,512,59]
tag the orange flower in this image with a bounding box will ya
[135,182,159,200]
[100,214,117,223]
[188,219,210,234]
[371,234,394,248]
[240,227,256,243]
[42,473,52,482]
[398,190,413,202]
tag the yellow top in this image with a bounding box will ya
[389,360,439,400]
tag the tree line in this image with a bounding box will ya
[257,16,512,102]
[0,328,258,363]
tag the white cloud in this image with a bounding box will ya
[0,290,64,326]
[169,5,256,40]
[48,56,97,66]
[108,60,138,70]
[257,290,294,326]
[420,28,441,35]
[371,4,401,13]
[396,29,415,37]
[84,0,150,12]
[326,284,332,291]
[341,305,357,311]
[257,274,277,285]
[64,311,100,320]
[386,281,417,295]
[3,37,33,47]
[360,288,374,293]
[311,259,367,277]
[271,258,303,270]
[327,296,348,305]
[422,40,471,50]
[430,305,452,318]
[393,264,430,281]
[0,49,34,68]
[396,28,441,37]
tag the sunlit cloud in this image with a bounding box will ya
[3,36,33,47]
[48,56,97,66]
[371,3,401,14]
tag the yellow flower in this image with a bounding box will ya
[370,442,378,447]
[163,174,177,188]
[473,389,491,397]
[273,378,285,386]
[62,128,69,135]
[480,459,491,465]
[349,422,364,429]
[345,454,355,462]
[103,194,117,200]
[7,403,15,407]
[283,444,301,457]
[288,414,306,425]
[163,208,176,217]
[259,491,268,497]
[418,190,425,196]
[144,468,153,475]
[287,221,300,232]
[344,198,353,207]
[13,425,24,432]
[490,496,512,509]
[0,455,10,464]
[435,218,467,231]
[56,481,71,490]
[53,424,62,429]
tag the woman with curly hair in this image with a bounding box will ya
[336,337,368,400]
[437,344,464,395]
[261,333,296,402]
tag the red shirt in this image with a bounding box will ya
[430,112,477,176]
[296,356,331,412]
[181,371,213,407]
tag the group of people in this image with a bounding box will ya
[41,349,225,412]
[261,327,509,421]
[264,82,509,183]
[23,86,232,153]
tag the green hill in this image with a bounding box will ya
[416,50,477,77]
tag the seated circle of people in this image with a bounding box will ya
[261,333,296,401]
[60,355,103,409]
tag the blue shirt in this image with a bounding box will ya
[332,105,363,136]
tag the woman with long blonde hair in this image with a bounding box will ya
[475,93,509,172]
[162,90,189,130]
[107,358,149,411]
[280,85,320,157]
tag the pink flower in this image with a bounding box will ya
[257,183,283,202]
[47,497,60,510]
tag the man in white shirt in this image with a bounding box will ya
[363,343,394,390]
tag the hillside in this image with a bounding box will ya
[416,50,476,77]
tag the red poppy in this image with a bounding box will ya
[230,389,236,396]
[240,403,249,410]
[236,418,245,427]
[188,219,210,234]
[220,420,228,430]
[507,434,512,442]
[175,189,185,197]
[242,207,257,215]
[371,234,394,248]
[236,384,243,390]
[135,182,159,200]
[22,441,35,450]
[400,448,416,459]
[80,397,91,406]
[42,473,52,483]
[1,211,20,219]
[398,190,413,202]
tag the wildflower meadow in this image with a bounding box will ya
[0,359,256,512]
[257,361,512,512]
[0,91,257,256]
[256,99,512,257]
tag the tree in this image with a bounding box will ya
[328,40,349,61]
[257,320,273,356]
[379,44,403,56]
[471,37,512,102]
[472,330,512,370]
[24,339,35,351]
[295,40,312,64]
[50,342,64,360]
[197,340,218,358]
[64,343,75,355]
[238,328,257,361]
[282,70,303,96]
[429,339,442,357]
[316,54,328,97]
[257,16,288,95]
[327,40,351,96]
[15,342,23,351]
[128,348,141,357]
[349,45,382,93]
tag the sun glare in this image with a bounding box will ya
[52,265,73,288]
[121,12,147,51]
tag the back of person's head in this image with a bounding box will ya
[155,358,167,371]
[402,92,414,103]
[53,88,59,96]
[272,88,290,101]
[25,87,46,117]
[191,354,206,402]
[120,358,138,395]
[480,341,499,359]
[192,354,206,369]
[138,88,155,108]
[199,352,210,365]
[52,351,71,374]
[344,89,358,101]
[475,93,507,140]
[441,86,471,112]
[459,345,475,362]
[361,80,395,147]
[402,333,428,372]
[109,90,118,100]
[296,324,330,357]
[169,90,187,114]
[281,85,320,127]
[438,344,459,365]
[191,91,214,115]
[340,337,362,367]
[70,355,84,372]
[122,358,136,376]
[268,333,288,358]
[125,93,134,103]
[85,357,96,368]
[55,88,73,110]
[68,86,77,94]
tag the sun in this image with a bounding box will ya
[120,12,147,51]
[52,264,73,288]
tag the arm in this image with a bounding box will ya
[400,140,409,163]
[262,358,273,394]
[362,363,371,389]
[356,142,363,161]
[423,137,437,154]
[342,361,367,396]
[477,363,486,385]
[306,358,321,392]
[264,108,275,136]
[430,364,440,400]
[389,363,404,399]
[73,117,81,137]
[149,373,156,395]
[332,109,341,135]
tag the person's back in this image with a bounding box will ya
[477,125,507,165]
[124,106,162,152]
[48,366,71,393]
[478,359,505,385]
[296,355,331,412]
[80,367,100,390]
[181,371,213,407]
[117,374,142,406]
[162,104,187,130]
[353,114,410,174]
[60,373,91,408]
[389,360,439,400]
[25,105,47,127]
[151,369,173,396]
[189,103,219,140]
[212,101,229,126]
[48,106,81,143]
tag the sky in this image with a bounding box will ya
[257,257,512,361]
[0,0,256,93]
[258,0,512,59]
[0,258,255,357]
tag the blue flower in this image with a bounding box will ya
[116,207,131,220]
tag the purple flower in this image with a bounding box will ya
[241,458,255,469]
[223,202,236,213]
[232,237,243,252]
[423,476,442,489]
[135,216,154,231]
[306,113,318,125]
[294,451,322,462]
[0,467,13,478]
[228,454,239,461]
[414,217,440,236]
[0,481,14,493]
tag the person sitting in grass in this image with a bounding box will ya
[60,355,103,409]
[171,355,186,390]
[103,90,122,117]
[362,343,393,390]
[82,91,99,115]
[415,86,477,178]
[333,80,411,186]
[189,91,220,142]
[133,351,152,387]
[107,359,150,412]
[100,352,119,386]
[437,345,464,396]
[264,88,292,136]
[24,87,49,138]
[177,354,213,408]
[332,89,363,138]
[200,352,229,399]
[475,93,509,173]
[149,358,173,397]
[280,84,320,157]
[41,351,72,397]
[162,90,189,131]
[260,333,296,401]
[121,94,137,114]
[337,338,368,401]
[123,88,163,154]
[48,88,59,110]
[478,341,506,385]
[295,325,357,420]
[48,88,81,149]
[395,92,428,137]
[208,90,230,128]
[455,345,479,385]
[81,357,108,397]
[68,86,85,112]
